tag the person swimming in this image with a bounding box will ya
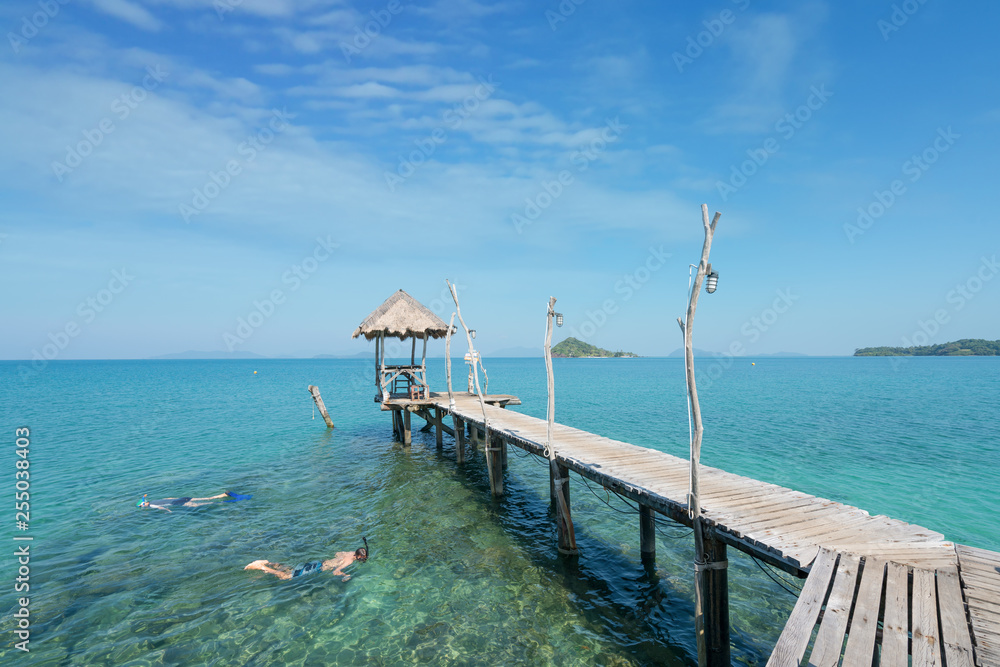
[245,538,369,582]
[137,491,252,512]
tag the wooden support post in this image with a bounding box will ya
[392,409,402,441]
[486,432,504,496]
[379,333,388,402]
[640,504,656,563]
[307,385,335,428]
[550,461,578,556]
[470,423,480,448]
[403,409,411,446]
[696,534,730,667]
[549,463,570,507]
[453,416,465,463]
[500,435,507,467]
[434,407,443,449]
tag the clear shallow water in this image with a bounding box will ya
[1,356,997,665]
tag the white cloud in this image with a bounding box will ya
[89,0,164,31]
[701,3,829,134]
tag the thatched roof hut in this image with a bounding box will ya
[354,289,452,402]
[352,289,450,341]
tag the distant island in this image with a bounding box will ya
[552,337,639,358]
[854,338,1000,356]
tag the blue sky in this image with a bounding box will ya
[1,0,998,360]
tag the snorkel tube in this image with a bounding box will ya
[362,536,369,561]
[136,494,148,508]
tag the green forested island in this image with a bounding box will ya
[552,337,639,358]
[854,339,1000,356]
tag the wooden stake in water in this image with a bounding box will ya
[307,385,335,429]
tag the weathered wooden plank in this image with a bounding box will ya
[766,548,839,667]
[938,567,976,667]
[706,491,815,516]
[809,553,860,666]
[771,513,878,544]
[841,559,885,667]
[706,490,814,513]
[960,560,1000,578]
[966,597,1000,617]
[732,503,849,536]
[881,561,910,667]
[967,606,1000,631]
[747,510,870,545]
[724,500,843,532]
[964,580,1000,600]
[913,568,943,667]
[959,545,1000,564]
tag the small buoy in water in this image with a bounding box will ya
[254,370,257,374]
[751,363,755,366]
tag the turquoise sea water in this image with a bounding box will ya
[1,356,998,665]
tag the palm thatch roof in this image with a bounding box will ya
[352,289,452,340]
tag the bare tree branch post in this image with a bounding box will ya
[447,280,500,494]
[545,297,578,555]
[678,204,729,667]
[445,312,456,411]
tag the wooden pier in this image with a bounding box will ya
[387,391,1000,666]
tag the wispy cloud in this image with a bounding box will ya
[89,0,164,31]
[701,2,829,134]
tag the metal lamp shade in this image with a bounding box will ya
[705,271,719,294]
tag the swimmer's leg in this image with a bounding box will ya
[244,560,293,580]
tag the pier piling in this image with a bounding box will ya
[639,504,656,563]
[391,409,402,441]
[696,534,731,667]
[454,416,465,463]
[486,432,504,496]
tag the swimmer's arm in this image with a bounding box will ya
[149,504,172,513]
[323,554,354,581]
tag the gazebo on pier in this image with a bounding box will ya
[351,289,451,403]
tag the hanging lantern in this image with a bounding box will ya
[705,270,719,294]
[555,313,564,327]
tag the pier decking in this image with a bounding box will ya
[391,391,999,666]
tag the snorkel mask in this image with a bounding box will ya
[136,494,148,508]
[358,536,370,562]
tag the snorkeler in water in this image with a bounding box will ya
[137,491,252,512]
[244,538,369,582]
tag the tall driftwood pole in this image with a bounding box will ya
[445,313,456,411]
[447,280,499,494]
[445,313,465,461]
[678,204,729,667]
[545,297,578,555]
